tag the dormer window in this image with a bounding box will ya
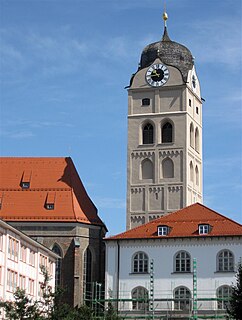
[46,203,54,210]
[20,170,32,189]
[142,98,150,106]
[199,224,210,235]
[158,225,169,236]
[45,192,56,210]
[21,182,30,189]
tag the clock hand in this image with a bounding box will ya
[152,70,160,77]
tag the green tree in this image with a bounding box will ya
[227,263,242,320]
[39,266,75,320]
[0,266,96,320]
[104,303,122,320]
[0,288,41,320]
[73,304,94,320]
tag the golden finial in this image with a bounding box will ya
[163,0,168,26]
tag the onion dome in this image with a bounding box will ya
[140,14,194,82]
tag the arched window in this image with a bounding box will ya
[217,250,234,272]
[175,251,191,272]
[190,161,194,182]
[162,158,174,178]
[195,128,199,152]
[132,286,149,311]
[143,123,154,144]
[52,244,62,287]
[174,286,191,311]
[83,247,92,301]
[190,123,194,148]
[217,285,232,310]
[132,252,148,273]
[195,166,199,186]
[162,122,173,143]
[141,159,153,179]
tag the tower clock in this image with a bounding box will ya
[126,13,203,230]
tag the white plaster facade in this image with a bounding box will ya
[0,219,57,317]
[105,236,241,317]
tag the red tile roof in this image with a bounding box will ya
[0,157,106,228]
[106,203,242,240]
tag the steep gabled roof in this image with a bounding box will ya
[106,203,242,240]
[0,157,106,229]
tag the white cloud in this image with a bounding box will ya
[94,197,126,209]
[184,19,241,69]
[0,119,74,140]
[0,129,35,139]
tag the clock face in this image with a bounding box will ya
[146,64,169,87]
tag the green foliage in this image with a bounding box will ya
[0,266,96,320]
[227,263,242,320]
[104,303,122,320]
[0,288,41,320]
[73,304,94,320]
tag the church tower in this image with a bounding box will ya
[126,12,203,230]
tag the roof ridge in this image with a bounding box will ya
[106,203,242,240]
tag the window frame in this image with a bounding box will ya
[199,224,210,235]
[131,286,149,311]
[158,226,169,236]
[174,286,191,311]
[217,250,234,272]
[162,122,173,143]
[52,244,63,287]
[132,252,149,274]
[142,98,150,106]
[142,123,154,145]
[217,285,232,310]
[174,251,191,273]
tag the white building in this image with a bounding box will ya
[0,218,58,315]
[105,203,242,318]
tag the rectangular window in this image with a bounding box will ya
[28,278,35,296]
[20,181,30,189]
[158,226,169,236]
[142,98,150,106]
[199,224,210,234]
[20,244,27,262]
[39,254,48,268]
[38,282,44,297]
[46,203,54,210]
[7,269,18,292]
[8,237,19,261]
[19,274,26,290]
[29,249,36,266]
[189,99,192,107]
[49,261,53,276]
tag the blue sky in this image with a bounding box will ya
[0,0,241,235]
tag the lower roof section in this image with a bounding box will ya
[0,157,107,230]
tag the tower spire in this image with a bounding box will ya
[163,0,168,27]
[162,1,171,41]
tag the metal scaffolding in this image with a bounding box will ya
[84,283,230,320]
